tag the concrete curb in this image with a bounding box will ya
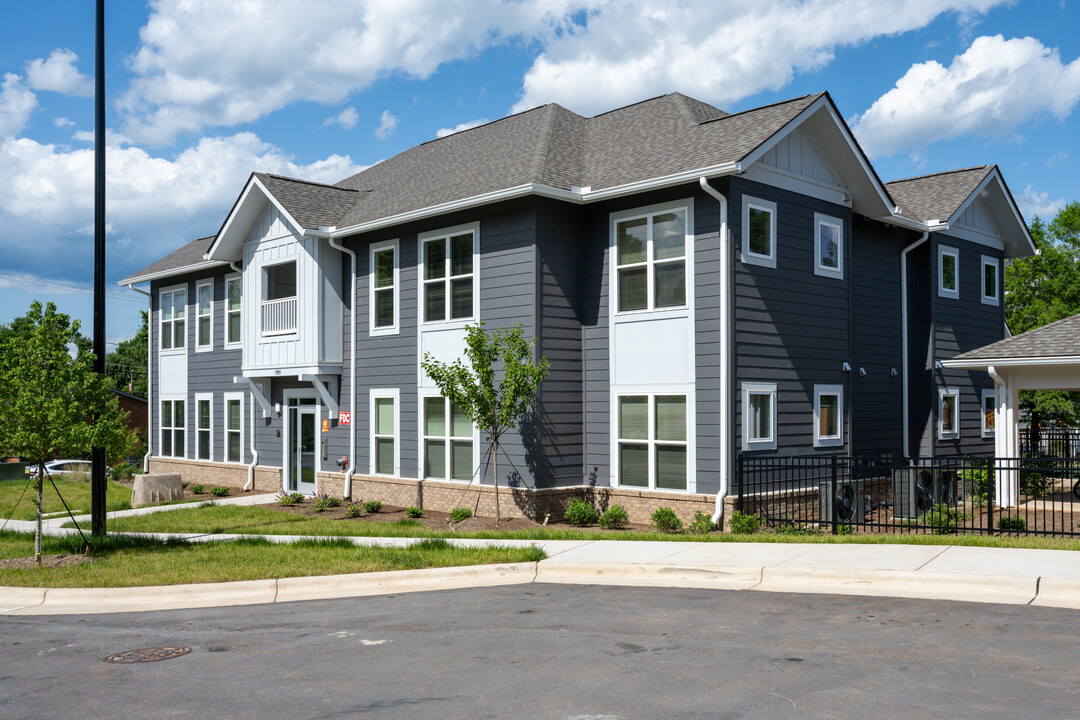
[1031,577,1080,610]
[274,562,536,603]
[535,561,761,590]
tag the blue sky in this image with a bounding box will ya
[1,0,1078,345]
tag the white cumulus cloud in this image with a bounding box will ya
[374,110,398,139]
[324,106,360,130]
[25,49,93,97]
[1017,185,1065,220]
[853,35,1080,157]
[436,118,491,138]
[0,73,38,137]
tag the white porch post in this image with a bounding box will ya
[991,366,1019,508]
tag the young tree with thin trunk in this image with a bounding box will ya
[421,323,548,522]
[0,301,137,562]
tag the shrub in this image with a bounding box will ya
[915,503,969,535]
[276,491,305,507]
[836,524,854,536]
[449,507,472,523]
[598,504,629,530]
[209,486,229,497]
[312,494,342,512]
[189,484,205,495]
[405,505,424,518]
[651,506,683,534]
[564,498,599,525]
[728,510,761,535]
[363,499,382,513]
[998,516,1027,531]
[688,510,717,534]
[961,458,992,506]
[181,481,189,489]
[108,462,139,482]
[343,501,363,518]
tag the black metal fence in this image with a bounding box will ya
[1020,428,1080,458]
[735,455,1080,537]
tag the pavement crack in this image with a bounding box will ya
[1027,576,1041,605]
[913,545,951,571]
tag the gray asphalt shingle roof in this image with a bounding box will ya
[253,173,359,230]
[121,236,219,283]
[951,314,1080,361]
[885,166,994,224]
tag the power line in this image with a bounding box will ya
[0,271,148,305]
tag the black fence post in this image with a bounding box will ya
[736,455,744,514]
[830,455,839,535]
[987,459,995,535]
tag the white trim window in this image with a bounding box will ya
[370,389,400,476]
[814,213,843,279]
[370,240,399,335]
[742,383,777,451]
[939,387,960,440]
[422,396,474,480]
[159,286,186,351]
[421,223,478,324]
[938,245,959,299]
[195,393,213,461]
[225,274,242,347]
[195,279,213,351]
[160,398,185,458]
[613,205,689,313]
[982,388,996,438]
[741,196,777,269]
[224,392,244,463]
[981,255,1000,306]
[616,394,689,491]
[813,384,844,448]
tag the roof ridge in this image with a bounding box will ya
[257,172,359,192]
[886,165,992,185]
[534,104,560,185]
[588,93,669,119]
[698,92,822,126]
[416,103,556,147]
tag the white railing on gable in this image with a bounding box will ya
[261,296,297,335]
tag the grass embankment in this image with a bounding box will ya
[1,476,131,521]
[98,504,1080,551]
[0,530,545,588]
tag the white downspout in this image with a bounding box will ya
[328,234,357,499]
[245,393,258,491]
[124,282,153,473]
[900,231,929,460]
[699,177,731,525]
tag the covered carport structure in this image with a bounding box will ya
[943,313,1080,507]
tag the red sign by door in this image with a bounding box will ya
[338,411,351,426]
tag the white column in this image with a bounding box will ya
[993,368,1019,508]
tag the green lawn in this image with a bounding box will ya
[0,530,545,588]
[97,504,1080,551]
[1,476,131,521]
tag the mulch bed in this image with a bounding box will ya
[0,554,96,569]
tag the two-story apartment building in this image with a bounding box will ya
[122,91,1035,522]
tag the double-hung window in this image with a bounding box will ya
[982,389,995,438]
[196,280,213,351]
[422,396,473,480]
[195,394,213,461]
[814,214,843,279]
[370,241,399,334]
[371,390,398,475]
[614,208,688,312]
[225,393,244,463]
[741,197,777,268]
[938,246,959,299]
[160,399,185,457]
[225,275,242,346]
[939,387,960,439]
[813,385,844,448]
[422,226,476,323]
[742,383,777,451]
[617,395,688,491]
[160,287,186,351]
[981,256,999,306]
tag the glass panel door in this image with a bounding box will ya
[297,408,316,492]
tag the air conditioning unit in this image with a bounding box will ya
[893,467,959,519]
[819,478,871,524]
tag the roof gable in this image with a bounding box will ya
[949,313,1080,363]
[120,235,223,284]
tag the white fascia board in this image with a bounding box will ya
[942,356,1080,370]
[577,162,740,202]
[118,260,230,286]
[948,168,1037,259]
[206,176,307,262]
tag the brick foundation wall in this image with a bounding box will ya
[148,457,282,494]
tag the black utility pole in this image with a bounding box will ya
[91,0,107,538]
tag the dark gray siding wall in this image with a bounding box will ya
[581,198,610,485]
[534,199,585,488]
[731,177,853,457]
[907,242,933,457]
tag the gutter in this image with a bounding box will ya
[698,176,733,525]
[124,282,152,473]
[326,231,357,499]
[900,231,929,460]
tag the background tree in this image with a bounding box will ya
[0,301,138,562]
[105,310,149,399]
[421,323,549,522]
[1004,202,1080,432]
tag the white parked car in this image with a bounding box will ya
[25,460,93,478]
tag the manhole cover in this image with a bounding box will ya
[103,646,191,664]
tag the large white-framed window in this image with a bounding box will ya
[615,394,690,491]
[370,240,399,335]
[421,395,475,481]
[742,382,777,451]
[159,285,186,352]
[160,397,185,458]
[813,384,844,448]
[370,389,400,476]
[225,274,242,347]
[261,260,297,336]
[224,392,244,463]
[195,393,213,461]
[938,245,959,299]
[195,279,213,352]
[982,388,996,438]
[612,203,690,313]
[420,222,478,325]
[741,196,777,269]
[814,213,843,279]
[981,255,1000,306]
[939,387,960,440]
